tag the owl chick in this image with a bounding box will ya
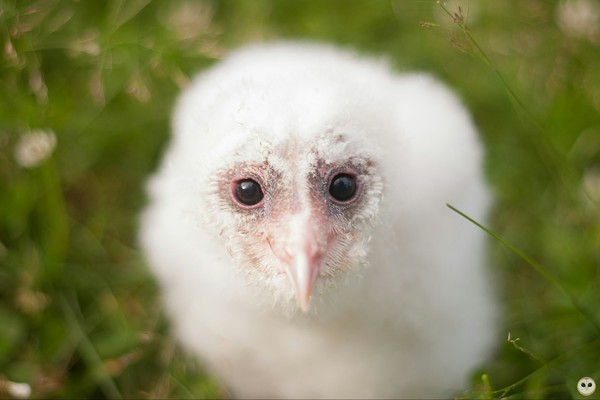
[139,42,497,398]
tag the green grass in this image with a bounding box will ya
[1,0,599,398]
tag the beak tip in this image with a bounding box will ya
[299,298,311,313]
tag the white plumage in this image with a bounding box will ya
[139,42,497,398]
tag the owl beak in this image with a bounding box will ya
[269,215,326,313]
[285,247,321,313]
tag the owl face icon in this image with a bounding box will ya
[577,377,596,397]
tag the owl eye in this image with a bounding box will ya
[233,179,264,206]
[329,173,357,203]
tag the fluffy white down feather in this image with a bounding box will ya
[139,42,497,398]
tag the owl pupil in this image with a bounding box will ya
[235,179,264,206]
[329,174,357,202]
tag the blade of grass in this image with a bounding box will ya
[38,158,69,285]
[447,203,600,333]
[168,373,197,399]
[60,295,123,399]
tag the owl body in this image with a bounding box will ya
[140,42,497,398]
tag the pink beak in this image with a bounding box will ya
[284,237,321,312]
[270,214,326,312]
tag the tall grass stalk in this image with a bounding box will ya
[436,1,596,206]
[60,295,123,399]
[447,203,600,332]
[492,337,600,398]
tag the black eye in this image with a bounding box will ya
[329,174,357,202]
[234,179,264,206]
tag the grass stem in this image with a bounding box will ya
[60,295,123,399]
[436,1,584,203]
[447,203,600,333]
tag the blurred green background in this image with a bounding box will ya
[1,0,599,398]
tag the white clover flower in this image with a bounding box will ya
[556,0,600,40]
[14,129,57,169]
[6,381,31,399]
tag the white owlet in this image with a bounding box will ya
[139,41,497,398]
